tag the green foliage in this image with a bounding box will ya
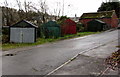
[58,16,68,20]
[2,35,9,43]
[2,27,9,43]
[2,27,9,35]
[41,21,61,38]
[76,22,85,32]
[37,26,41,38]
[57,16,69,25]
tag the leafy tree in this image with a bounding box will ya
[57,16,68,25]
[98,2,120,18]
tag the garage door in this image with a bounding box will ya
[10,28,35,43]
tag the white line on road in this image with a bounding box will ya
[45,39,118,76]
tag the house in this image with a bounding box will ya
[41,21,61,38]
[69,17,80,22]
[61,18,77,36]
[87,19,107,32]
[10,20,37,43]
[79,10,119,29]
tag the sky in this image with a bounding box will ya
[0,0,120,17]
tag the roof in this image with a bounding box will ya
[10,20,38,28]
[64,19,76,24]
[80,10,115,19]
[88,19,106,24]
[42,21,60,27]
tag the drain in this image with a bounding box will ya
[4,53,16,56]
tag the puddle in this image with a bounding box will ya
[4,53,16,56]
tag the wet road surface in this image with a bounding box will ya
[2,30,118,75]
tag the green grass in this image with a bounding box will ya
[2,32,100,51]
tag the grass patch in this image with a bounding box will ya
[2,31,100,51]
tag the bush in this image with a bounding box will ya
[2,27,9,35]
[37,26,41,38]
[76,23,85,32]
[2,35,9,43]
[2,27,9,43]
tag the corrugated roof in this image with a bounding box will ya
[80,10,115,19]
[88,19,106,24]
[94,19,106,24]
[23,20,38,28]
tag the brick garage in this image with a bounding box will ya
[79,10,119,29]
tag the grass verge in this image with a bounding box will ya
[2,32,100,51]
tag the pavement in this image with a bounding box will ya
[51,39,119,75]
[2,29,119,76]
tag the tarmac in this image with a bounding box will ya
[49,40,119,76]
[2,29,120,76]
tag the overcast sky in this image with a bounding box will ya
[0,0,120,17]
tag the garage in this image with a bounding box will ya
[10,20,37,43]
[87,19,107,32]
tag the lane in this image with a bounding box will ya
[2,30,118,75]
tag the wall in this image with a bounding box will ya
[79,19,94,28]
[100,18,112,28]
[80,18,113,28]
[111,12,119,28]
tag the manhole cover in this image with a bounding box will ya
[5,53,16,56]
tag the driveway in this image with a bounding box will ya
[2,30,118,75]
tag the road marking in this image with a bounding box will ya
[45,39,118,76]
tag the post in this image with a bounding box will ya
[0,6,2,76]
[62,0,64,16]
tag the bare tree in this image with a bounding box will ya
[16,0,22,10]
[54,2,61,20]
[24,0,33,20]
[16,0,27,20]
[29,0,49,23]
[3,0,18,26]
[3,0,9,25]
[38,0,49,23]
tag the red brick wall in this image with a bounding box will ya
[100,18,112,28]
[79,19,93,28]
[111,13,118,28]
[79,16,118,28]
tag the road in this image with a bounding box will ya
[2,30,118,75]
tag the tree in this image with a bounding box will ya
[30,0,49,23]
[53,2,61,20]
[2,0,20,26]
[98,2,120,18]
[57,16,68,25]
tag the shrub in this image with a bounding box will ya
[2,35,9,43]
[76,22,85,32]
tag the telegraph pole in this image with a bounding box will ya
[62,0,64,16]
